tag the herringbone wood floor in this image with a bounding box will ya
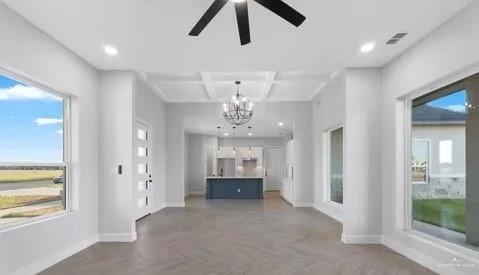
[42,192,435,275]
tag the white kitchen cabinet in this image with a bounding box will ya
[216,146,235,159]
[216,146,264,177]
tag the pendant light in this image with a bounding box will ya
[248,126,252,158]
[232,126,237,155]
[216,126,222,154]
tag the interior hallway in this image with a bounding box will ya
[41,192,434,275]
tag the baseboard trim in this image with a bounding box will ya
[313,204,343,223]
[341,233,382,244]
[280,195,294,206]
[381,236,442,274]
[11,235,97,275]
[98,232,137,242]
[165,202,186,207]
[151,203,166,213]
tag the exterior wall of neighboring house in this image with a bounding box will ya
[411,124,465,199]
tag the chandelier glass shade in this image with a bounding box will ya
[223,81,253,126]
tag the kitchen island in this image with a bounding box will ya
[205,177,264,199]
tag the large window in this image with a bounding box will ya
[410,74,478,250]
[327,127,343,205]
[0,74,69,226]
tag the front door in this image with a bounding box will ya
[135,122,152,220]
[264,148,282,191]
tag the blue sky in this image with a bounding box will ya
[0,75,63,163]
[427,89,467,113]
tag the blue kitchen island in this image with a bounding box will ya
[206,177,264,199]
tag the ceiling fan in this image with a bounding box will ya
[189,0,306,45]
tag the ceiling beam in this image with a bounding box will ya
[309,82,327,101]
[200,72,216,100]
[150,79,323,84]
[309,70,344,100]
[262,72,277,100]
[136,72,169,102]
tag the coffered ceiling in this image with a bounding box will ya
[141,71,328,102]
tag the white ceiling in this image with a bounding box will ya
[1,0,471,72]
[0,0,472,102]
[142,71,327,102]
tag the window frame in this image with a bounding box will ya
[0,69,72,231]
[323,124,344,207]
[397,68,479,262]
[410,138,431,185]
[404,78,479,254]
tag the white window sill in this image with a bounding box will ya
[404,229,479,261]
[0,210,73,234]
[324,200,343,209]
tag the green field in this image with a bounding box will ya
[413,199,465,233]
[0,170,62,183]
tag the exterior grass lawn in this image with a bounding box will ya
[0,195,60,210]
[0,170,62,183]
[413,199,465,233]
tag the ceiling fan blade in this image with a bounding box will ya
[189,0,228,36]
[235,1,251,45]
[253,0,306,27]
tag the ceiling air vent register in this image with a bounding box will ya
[386,33,408,45]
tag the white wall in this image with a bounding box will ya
[342,68,382,243]
[166,102,313,206]
[186,134,217,195]
[134,77,167,211]
[184,133,189,197]
[0,3,100,274]
[312,72,346,222]
[98,71,135,241]
[312,69,382,238]
[380,2,479,273]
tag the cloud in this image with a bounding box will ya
[34,118,63,125]
[444,104,467,113]
[0,84,61,101]
[56,129,63,135]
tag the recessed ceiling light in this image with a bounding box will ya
[103,45,118,56]
[248,133,253,136]
[278,122,284,127]
[224,133,229,136]
[360,41,376,54]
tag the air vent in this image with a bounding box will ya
[386,32,408,45]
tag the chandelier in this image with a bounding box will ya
[223,81,253,126]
